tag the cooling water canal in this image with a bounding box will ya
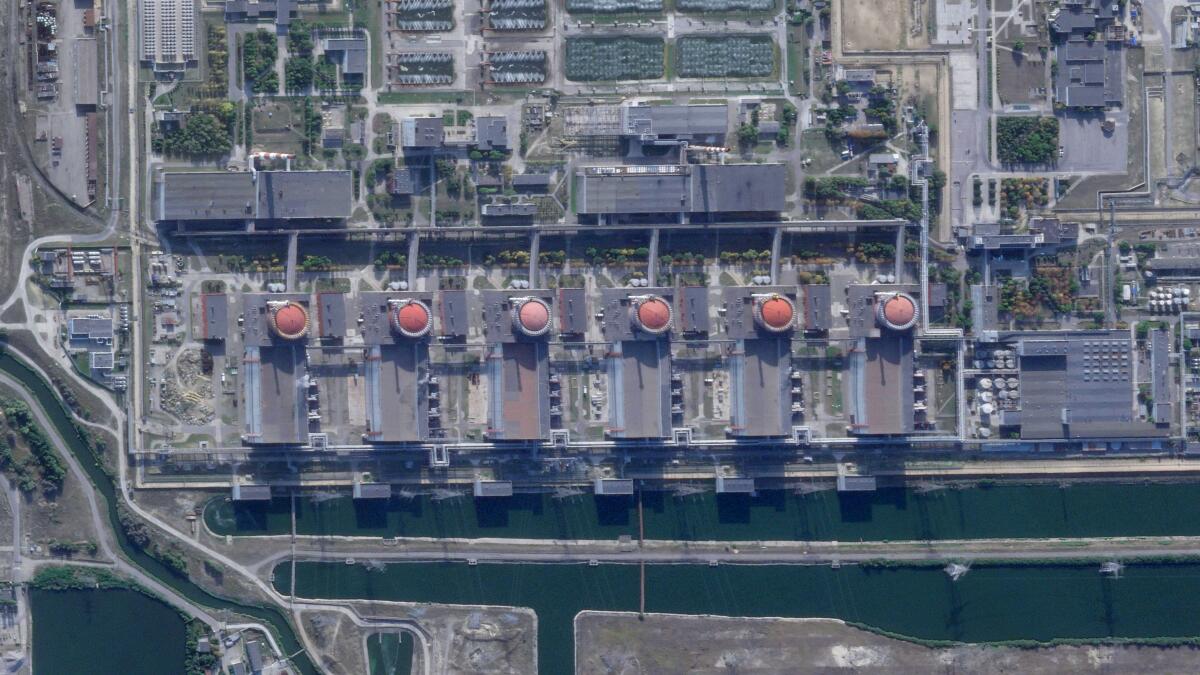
[209,481,1200,541]
[277,560,1200,675]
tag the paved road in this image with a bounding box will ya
[259,539,1200,567]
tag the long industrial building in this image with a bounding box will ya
[156,171,353,223]
[360,292,436,444]
[576,164,786,217]
[845,284,921,437]
[241,293,313,445]
[602,289,676,439]
[991,330,1168,440]
[725,287,799,438]
[482,291,554,441]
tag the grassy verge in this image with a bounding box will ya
[377,91,474,105]
[786,25,808,97]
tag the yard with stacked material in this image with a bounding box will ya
[565,37,665,81]
[677,35,775,79]
[567,0,662,13]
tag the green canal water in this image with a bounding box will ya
[31,589,186,674]
[367,632,414,675]
[0,347,315,674]
[209,481,1200,541]
[278,561,1200,675]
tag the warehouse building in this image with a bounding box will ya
[73,38,99,108]
[620,103,728,143]
[156,171,353,224]
[576,164,786,218]
[1150,326,1172,426]
[199,293,228,342]
[225,0,295,28]
[1049,0,1124,108]
[990,330,1167,440]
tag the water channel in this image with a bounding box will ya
[31,588,187,674]
[0,347,315,674]
[15,337,1200,675]
[278,560,1200,675]
[208,480,1200,541]
[367,632,414,675]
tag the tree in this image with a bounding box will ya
[285,57,314,92]
[314,59,338,90]
[736,123,759,147]
[155,113,232,157]
[288,20,314,57]
[996,117,1059,165]
[242,30,279,94]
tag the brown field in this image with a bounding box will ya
[840,0,930,52]
[577,612,1200,675]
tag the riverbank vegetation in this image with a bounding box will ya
[185,621,219,675]
[117,503,190,577]
[0,399,66,491]
[31,565,131,591]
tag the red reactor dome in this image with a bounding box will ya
[270,302,309,340]
[390,299,432,338]
[633,296,672,334]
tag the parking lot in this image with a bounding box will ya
[1057,110,1128,174]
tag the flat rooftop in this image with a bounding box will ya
[157,170,353,222]
[849,334,914,436]
[364,343,429,443]
[577,164,786,215]
[621,104,728,138]
[243,343,308,445]
[730,337,791,438]
[1000,330,1164,439]
[488,341,551,441]
[607,339,672,439]
[73,38,99,107]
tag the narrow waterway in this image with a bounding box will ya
[278,560,1200,675]
[31,589,186,674]
[209,480,1200,541]
[0,347,315,674]
[367,632,414,675]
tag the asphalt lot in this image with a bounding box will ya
[1057,110,1129,174]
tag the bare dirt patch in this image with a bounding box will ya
[576,611,1200,674]
[298,601,537,675]
[840,0,930,52]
